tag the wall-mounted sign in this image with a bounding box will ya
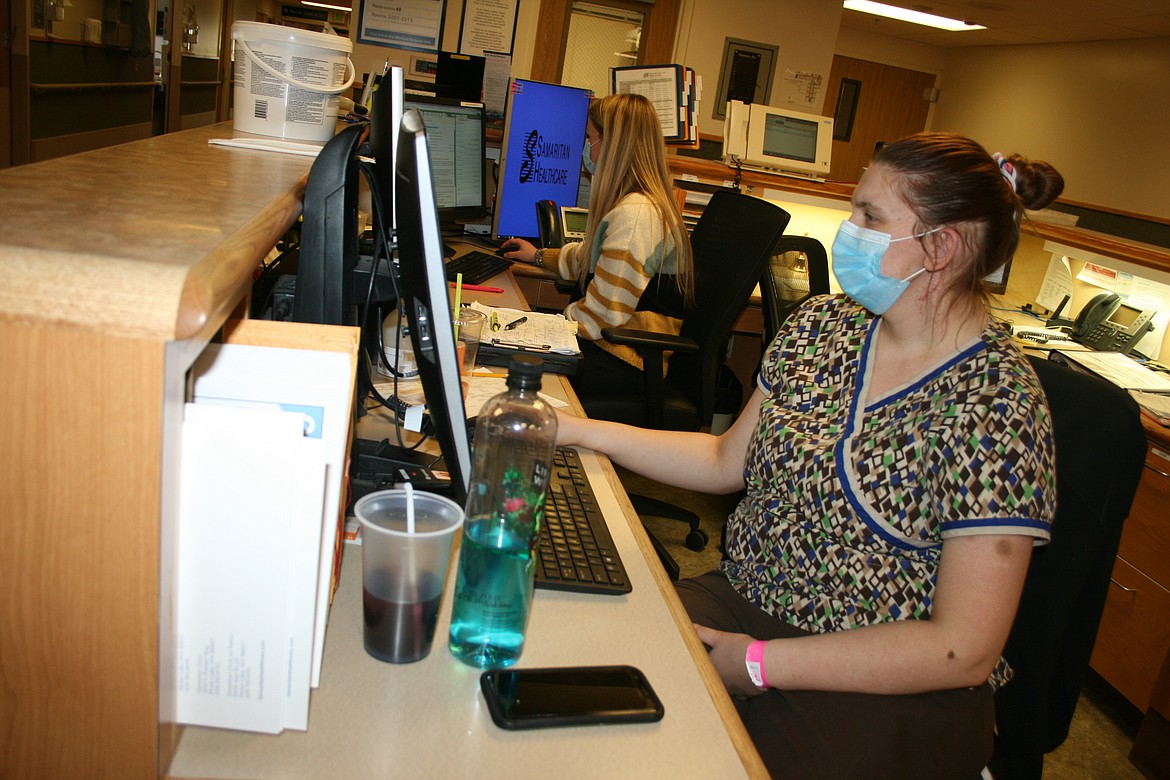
[358,0,446,52]
[712,38,778,120]
[458,0,519,56]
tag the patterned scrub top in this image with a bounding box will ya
[719,295,1057,689]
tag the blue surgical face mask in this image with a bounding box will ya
[582,139,596,175]
[831,219,935,315]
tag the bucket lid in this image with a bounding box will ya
[232,20,353,53]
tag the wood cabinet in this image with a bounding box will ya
[0,123,312,779]
[1092,435,1170,712]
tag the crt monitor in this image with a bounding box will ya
[492,78,592,241]
[394,107,474,504]
[723,100,834,182]
[403,93,488,223]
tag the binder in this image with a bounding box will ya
[611,64,688,141]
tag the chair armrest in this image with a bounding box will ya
[601,327,699,354]
[553,278,578,295]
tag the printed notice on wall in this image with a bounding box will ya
[459,0,519,56]
[358,0,445,52]
[778,69,824,108]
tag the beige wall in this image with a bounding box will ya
[346,0,539,91]
[930,37,1170,220]
[325,2,1166,220]
[673,0,843,138]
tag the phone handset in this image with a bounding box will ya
[535,199,564,249]
[1072,292,1121,337]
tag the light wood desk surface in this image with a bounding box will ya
[167,269,767,778]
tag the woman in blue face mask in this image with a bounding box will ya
[499,93,692,396]
[555,133,1066,778]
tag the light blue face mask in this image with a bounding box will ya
[831,220,935,315]
[582,139,596,175]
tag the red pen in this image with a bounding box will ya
[449,282,504,294]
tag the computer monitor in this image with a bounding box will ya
[369,67,406,233]
[492,79,592,242]
[284,123,365,326]
[722,100,834,182]
[394,107,474,504]
[434,51,486,102]
[403,93,488,223]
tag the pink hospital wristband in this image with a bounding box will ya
[745,640,769,690]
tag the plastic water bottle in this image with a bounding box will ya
[448,355,557,669]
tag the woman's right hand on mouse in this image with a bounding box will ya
[499,238,538,264]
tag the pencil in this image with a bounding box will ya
[449,282,504,294]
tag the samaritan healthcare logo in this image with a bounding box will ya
[518,129,573,185]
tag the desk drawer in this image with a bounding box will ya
[1091,556,1170,711]
[1118,444,1170,587]
[514,275,570,313]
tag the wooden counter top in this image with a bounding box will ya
[0,123,313,342]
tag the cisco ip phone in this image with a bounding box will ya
[1071,292,1156,354]
[535,199,587,249]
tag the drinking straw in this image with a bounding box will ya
[453,272,464,340]
[404,481,415,534]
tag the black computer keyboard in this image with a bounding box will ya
[445,250,513,285]
[536,448,632,596]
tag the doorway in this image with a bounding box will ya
[562,2,644,96]
[822,55,937,183]
[159,0,231,134]
[531,0,681,88]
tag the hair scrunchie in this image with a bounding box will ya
[992,152,1018,193]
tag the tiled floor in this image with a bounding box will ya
[621,467,1145,779]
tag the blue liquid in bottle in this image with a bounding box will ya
[448,355,555,669]
[447,522,535,668]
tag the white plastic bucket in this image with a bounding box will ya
[231,21,355,142]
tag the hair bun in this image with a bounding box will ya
[1005,154,1065,211]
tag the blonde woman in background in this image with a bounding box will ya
[501,92,693,396]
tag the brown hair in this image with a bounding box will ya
[872,132,1064,301]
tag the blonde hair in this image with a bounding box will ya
[582,93,693,302]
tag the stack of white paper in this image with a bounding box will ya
[176,342,355,733]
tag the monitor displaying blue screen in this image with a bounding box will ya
[492,79,592,241]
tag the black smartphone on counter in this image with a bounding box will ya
[479,665,665,730]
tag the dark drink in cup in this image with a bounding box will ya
[363,585,442,663]
[354,489,464,665]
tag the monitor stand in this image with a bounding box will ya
[350,436,455,502]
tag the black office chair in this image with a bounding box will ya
[760,235,831,346]
[577,190,791,577]
[988,355,1147,779]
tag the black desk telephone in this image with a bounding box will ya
[1072,292,1156,354]
[536,199,587,249]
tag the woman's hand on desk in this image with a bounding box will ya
[499,238,539,265]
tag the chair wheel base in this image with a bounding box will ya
[685,528,709,552]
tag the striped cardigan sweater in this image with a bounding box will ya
[547,192,684,372]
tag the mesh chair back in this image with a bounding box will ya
[761,235,831,346]
[668,190,791,424]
